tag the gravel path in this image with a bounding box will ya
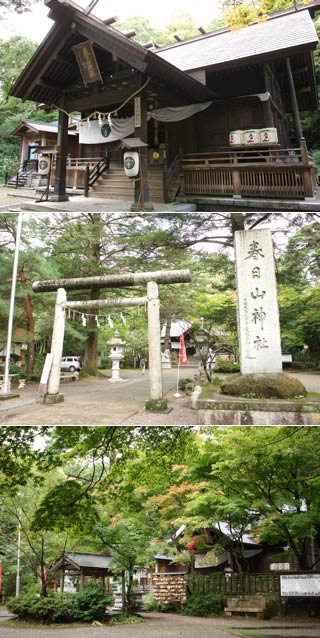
[0,612,320,638]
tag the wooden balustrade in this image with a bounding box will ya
[182,148,317,199]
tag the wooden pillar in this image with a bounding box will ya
[285,57,303,145]
[147,281,163,400]
[131,90,154,211]
[53,107,69,201]
[60,570,65,593]
[80,568,84,590]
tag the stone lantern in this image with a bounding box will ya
[107,330,126,383]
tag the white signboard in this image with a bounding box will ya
[234,229,282,374]
[280,575,320,597]
[134,97,141,128]
[38,353,53,395]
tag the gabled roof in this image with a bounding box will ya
[161,320,192,339]
[156,11,318,73]
[10,0,211,107]
[10,119,77,137]
[51,552,113,571]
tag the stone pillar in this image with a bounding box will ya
[131,90,154,211]
[43,287,66,404]
[147,281,163,400]
[234,229,282,374]
[53,108,69,201]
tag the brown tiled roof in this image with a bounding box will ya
[156,11,318,73]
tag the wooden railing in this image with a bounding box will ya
[163,153,183,202]
[84,155,110,197]
[187,573,280,596]
[182,148,317,200]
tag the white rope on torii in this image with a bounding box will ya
[32,269,191,405]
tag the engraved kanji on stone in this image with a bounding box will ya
[252,266,261,278]
[252,307,266,330]
[251,287,266,300]
[253,335,269,350]
[245,241,265,260]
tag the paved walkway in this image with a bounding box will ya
[0,611,320,638]
[0,368,197,425]
[0,370,318,425]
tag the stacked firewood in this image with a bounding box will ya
[151,574,187,604]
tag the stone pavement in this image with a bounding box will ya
[0,368,196,425]
[0,611,320,638]
[0,370,318,426]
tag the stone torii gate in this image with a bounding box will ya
[32,269,191,405]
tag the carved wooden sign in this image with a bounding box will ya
[72,40,103,86]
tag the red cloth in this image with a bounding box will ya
[179,333,188,365]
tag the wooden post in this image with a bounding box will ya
[285,57,303,145]
[42,287,66,404]
[84,163,90,197]
[232,158,241,198]
[80,569,84,591]
[53,107,69,201]
[60,570,65,593]
[132,90,154,211]
[300,137,314,199]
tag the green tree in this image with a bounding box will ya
[158,427,320,571]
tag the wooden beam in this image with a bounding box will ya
[84,0,99,15]
[71,16,147,73]
[103,16,118,25]
[14,22,71,101]
[285,56,303,143]
[123,30,137,39]
[65,82,140,110]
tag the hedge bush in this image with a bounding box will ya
[183,593,225,617]
[7,585,113,624]
[214,358,240,373]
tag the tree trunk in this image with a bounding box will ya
[39,536,47,597]
[121,571,126,612]
[163,314,172,351]
[126,566,134,615]
[82,289,100,376]
[19,268,35,378]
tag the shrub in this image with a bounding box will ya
[214,358,240,373]
[72,583,113,622]
[7,593,76,623]
[112,613,143,624]
[7,585,113,624]
[183,593,225,617]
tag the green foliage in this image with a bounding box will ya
[31,480,99,533]
[7,586,112,624]
[214,357,240,372]
[72,583,113,623]
[183,593,225,617]
[7,593,77,623]
[112,613,143,623]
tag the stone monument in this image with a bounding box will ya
[161,349,171,369]
[221,229,306,399]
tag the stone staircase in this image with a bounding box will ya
[88,165,165,202]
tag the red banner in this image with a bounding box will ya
[179,333,188,365]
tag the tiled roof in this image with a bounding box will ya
[66,553,112,569]
[156,11,318,73]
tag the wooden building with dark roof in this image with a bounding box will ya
[50,552,113,592]
[10,0,320,206]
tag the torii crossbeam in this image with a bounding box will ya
[32,269,191,406]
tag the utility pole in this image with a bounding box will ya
[1,211,23,396]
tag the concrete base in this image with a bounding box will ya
[130,201,155,212]
[49,195,69,202]
[182,195,319,212]
[108,378,128,383]
[42,393,64,404]
[197,396,320,425]
[0,393,20,401]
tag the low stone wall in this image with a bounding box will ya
[197,397,320,425]
[151,574,187,605]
